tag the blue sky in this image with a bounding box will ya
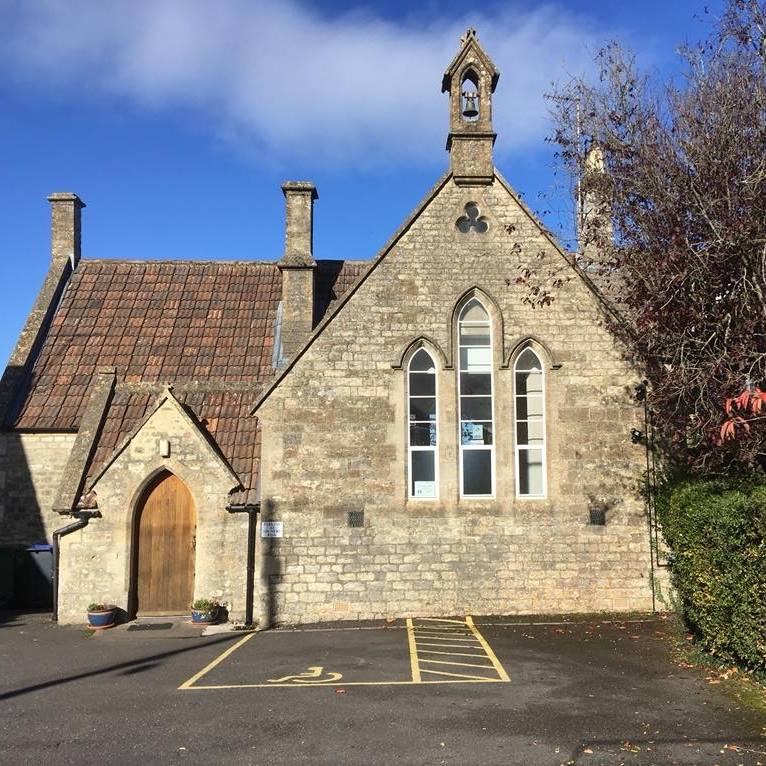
[0,0,722,367]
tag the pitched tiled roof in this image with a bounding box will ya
[10,258,367,431]
[7,256,367,504]
[85,387,260,505]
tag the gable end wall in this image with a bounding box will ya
[257,177,670,624]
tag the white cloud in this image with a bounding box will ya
[0,0,606,166]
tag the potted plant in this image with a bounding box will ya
[87,603,117,629]
[191,598,221,625]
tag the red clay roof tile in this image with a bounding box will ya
[10,257,367,499]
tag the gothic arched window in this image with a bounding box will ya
[458,299,494,497]
[408,348,438,499]
[514,348,546,497]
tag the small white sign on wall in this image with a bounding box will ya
[261,521,284,538]
[414,481,436,498]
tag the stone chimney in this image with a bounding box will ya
[278,182,317,360]
[48,192,85,267]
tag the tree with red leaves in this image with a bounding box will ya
[548,0,766,471]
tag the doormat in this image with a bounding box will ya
[127,623,174,631]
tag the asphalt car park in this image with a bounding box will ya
[1,611,764,765]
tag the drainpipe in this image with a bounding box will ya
[52,510,101,622]
[226,503,260,627]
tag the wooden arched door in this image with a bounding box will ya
[133,472,196,615]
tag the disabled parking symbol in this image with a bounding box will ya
[267,666,343,685]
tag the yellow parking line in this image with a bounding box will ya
[415,641,483,650]
[466,616,510,682]
[418,649,488,659]
[406,617,421,683]
[415,617,466,625]
[179,615,509,692]
[420,668,493,681]
[178,633,255,690]
[419,658,496,670]
[184,678,507,690]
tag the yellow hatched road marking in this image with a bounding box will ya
[466,616,510,682]
[418,649,489,659]
[415,641,484,650]
[409,616,510,684]
[420,668,493,681]
[419,658,496,670]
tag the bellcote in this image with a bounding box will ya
[442,29,500,185]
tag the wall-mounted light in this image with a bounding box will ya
[630,428,643,445]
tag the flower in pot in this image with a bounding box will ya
[87,603,117,629]
[190,598,221,625]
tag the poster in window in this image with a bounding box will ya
[461,423,484,444]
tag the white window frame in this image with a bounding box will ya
[457,300,495,499]
[407,348,439,501]
[514,347,548,499]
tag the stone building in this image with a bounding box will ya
[0,31,668,625]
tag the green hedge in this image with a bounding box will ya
[656,476,766,671]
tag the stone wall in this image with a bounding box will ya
[256,175,671,624]
[57,396,248,624]
[258,514,656,624]
[0,432,76,546]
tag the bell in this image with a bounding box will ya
[462,92,479,119]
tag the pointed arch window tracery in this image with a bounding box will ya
[514,347,547,498]
[408,348,438,499]
[457,298,495,497]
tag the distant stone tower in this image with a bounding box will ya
[442,28,500,185]
[580,144,614,278]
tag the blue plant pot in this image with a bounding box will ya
[87,608,117,629]
[191,609,218,625]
